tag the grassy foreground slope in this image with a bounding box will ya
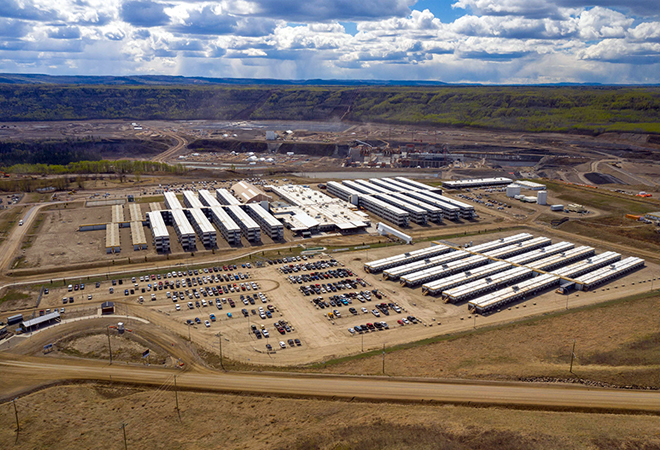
[308,292,660,389]
[1,85,660,133]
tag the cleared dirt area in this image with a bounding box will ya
[1,383,660,450]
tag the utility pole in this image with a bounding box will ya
[569,340,576,374]
[12,398,19,432]
[107,326,113,365]
[361,332,364,352]
[382,344,385,374]
[121,423,128,450]
[566,291,570,310]
[174,375,180,415]
[188,323,191,341]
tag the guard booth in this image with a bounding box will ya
[101,302,115,315]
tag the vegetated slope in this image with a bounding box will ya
[1,85,660,133]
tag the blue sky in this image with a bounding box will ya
[1,0,660,83]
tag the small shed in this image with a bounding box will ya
[101,301,115,315]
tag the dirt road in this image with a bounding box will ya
[152,132,187,162]
[0,203,44,271]
[2,354,660,413]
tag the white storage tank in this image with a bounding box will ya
[506,184,521,198]
[537,190,548,205]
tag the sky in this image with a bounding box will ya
[1,0,660,83]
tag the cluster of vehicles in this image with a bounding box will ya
[457,193,510,210]
[286,268,354,285]
[279,258,338,274]
[348,315,419,335]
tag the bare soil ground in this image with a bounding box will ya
[2,384,660,450]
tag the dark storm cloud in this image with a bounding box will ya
[121,0,171,27]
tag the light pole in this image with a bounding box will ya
[107,325,113,364]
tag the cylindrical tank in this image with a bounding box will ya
[537,190,548,205]
[506,184,521,198]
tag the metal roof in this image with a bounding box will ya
[112,204,125,223]
[106,222,120,248]
[209,206,240,232]
[216,188,241,206]
[129,203,143,222]
[231,181,271,203]
[130,221,147,245]
[22,311,60,328]
[187,208,215,234]
[183,191,204,209]
[225,205,259,230]
[245,203,282,228]
[164,192,183,210]
[171,208,195,236]
[147,211,169,238]
[199,189,221,207]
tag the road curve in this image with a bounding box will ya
[1,355,660,413]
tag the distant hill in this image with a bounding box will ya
[0,73,452,87]
[0,77,659,134]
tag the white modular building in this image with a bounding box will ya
[375,193,428,225]
[574,257,645,291]
[423,191,475,219]
[112,204,125,223]
[171,208,196,251]
[184,208,217,248]
[528,246,596,271]
[343,180,381,196]
[468,273,560,313]
[128,203,143,222]
[404,191,460,220]
[394,177,437,192]
[105,222,120,254]
[514,180,546,191]
[442,266,535,304]
[421,261,512,296]
[164,192,183,210]
[130,221,148,250]
[225,205,261,242]
[244,203,284,240]
[443,177,513,189]
[481,237,552,260]
[182,190,205,209]
[326,181,361,204]
[208,206,241,245]
[198,189,221,207]
[368,178,409,193]
[383,249,468,280]
[358,195,409,227]
[149,202,162,212]
[467,233,534,254]
[386,191,443,223]
[147,211,170,253]
[364,244,453,273]
[505,241,575,266]
[552,251,621,279]
[216,188,241,206]
[353,179,391,194]
[400,255,490,287]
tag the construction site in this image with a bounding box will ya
[1,118,660,449]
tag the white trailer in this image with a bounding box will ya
[208,206,241,245]
[225,205,261,242]
[442,266,534,303]
[364,244,452,273]
[198,189,221,207]
[244,203,284,240]
[182,190,204,209]
[468,273,560,314]
[422,261,512,296]
[505,241,574,266]
[481,237,551,260]
[400,255,490,287]
[383,249,467,280]
[574,257,645,291]
[528,246,595,271]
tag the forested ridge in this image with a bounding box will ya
[1,85,660,133]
